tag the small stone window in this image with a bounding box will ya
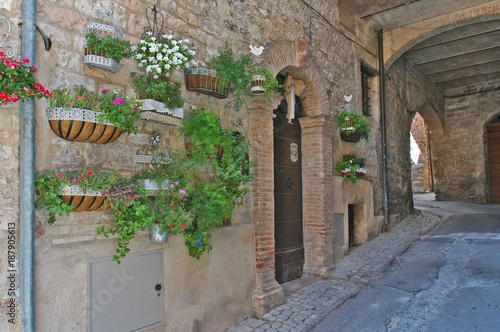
[361,67,372,117]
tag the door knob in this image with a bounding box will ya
[155,284,162,291]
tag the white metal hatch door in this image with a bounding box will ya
[88,250,164,332]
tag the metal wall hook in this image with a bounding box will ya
[17,21,52,52]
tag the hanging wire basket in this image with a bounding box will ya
[83,10,122,73]
[184,66,229,99]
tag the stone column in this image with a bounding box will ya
[299,115,336,277]
[247,97,285,318]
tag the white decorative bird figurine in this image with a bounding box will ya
[249,45,265,56]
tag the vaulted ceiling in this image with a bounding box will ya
[340,0,500,97]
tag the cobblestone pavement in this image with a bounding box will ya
[226,210,441,332]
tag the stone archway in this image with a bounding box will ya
[384,8,500,70]
[247,40,335,317]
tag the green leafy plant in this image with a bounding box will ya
[85,33,136,62]
[335,154,367,183]
[208,43,280,109]
[132,73,184,109]
[0,52,52,106]
[332,108,371,141]
[48,86,142,134]
[183,227,212,260]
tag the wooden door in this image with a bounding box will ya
[273,106,304,283]
[487,122,500,203]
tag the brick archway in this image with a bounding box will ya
[247,40,335,317]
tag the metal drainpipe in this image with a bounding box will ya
[378,29,389,226]
[20,0,37,330]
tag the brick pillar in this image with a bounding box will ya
[299,115,336,277]
[247,97,285,318]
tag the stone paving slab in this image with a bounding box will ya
[226,211,441,332]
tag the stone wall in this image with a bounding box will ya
[434,89,500,203]
[0,0,383,329]
[385,56,443,224]
[411,113,433,193]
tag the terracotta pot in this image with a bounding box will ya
[184,67,229,99]
[46,108,122,144]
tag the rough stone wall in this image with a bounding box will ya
[411,113,433,193]
[434,89,500,203]
[385,56,443,224]
[0,0,382,329]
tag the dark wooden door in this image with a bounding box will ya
[487,122,500,203]
[273,107,304,284]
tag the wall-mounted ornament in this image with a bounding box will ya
[283,73,305,124]
[290,143,299,163]
[0,15,15,57]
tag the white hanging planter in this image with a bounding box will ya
[83,54,120,73]
[250,74,266,95]
[139,99,183,126]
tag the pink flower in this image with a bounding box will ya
[179,189,186,194]
[160,209,164,212]
[133,107,138,112]
[174,181,179,185]
[128,195,134,200]
[102,89,107,93]
[108,161,112,165]
[103,190,109,195]
[72,179,78,184]
[113,98,125,105]
[183,198,187,202]
[169,184,174,189]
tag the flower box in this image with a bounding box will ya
[46,108,123,144]
[60,186,107,212]
[184,66,229,99]
[139,99,183,126]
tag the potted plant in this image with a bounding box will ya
[335,154,367,183]
[185,43,280,108]
[134,32,195,124]
[132,73,184,126]
[83,32,136,73]
[35,166,153,263]
[0,51,52,106]
[46,86,141,143]
[332,108,371,143]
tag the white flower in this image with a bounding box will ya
[164,64,171,70]
[151,37,156,41]
[141,47,147,51]
[344,95,352,102]
[136,54,143,60]
[153,75,158,79]
[165,34,173,40]
[146,31,153,36]
[188,50,195,56]
[138,63,143,67]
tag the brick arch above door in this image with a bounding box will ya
[260,40,331,117]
